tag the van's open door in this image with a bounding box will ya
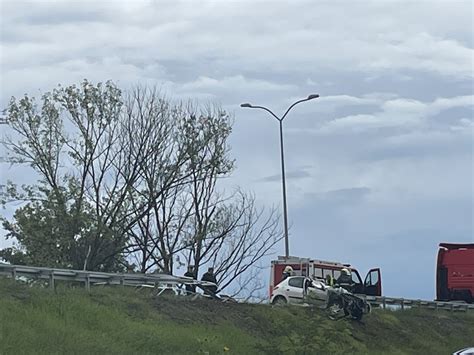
[364,268,382,296]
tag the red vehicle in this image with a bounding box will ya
[436,243,474,303]
[270,256,382,297]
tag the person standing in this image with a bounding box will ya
[201,267,218,296]
[335,268,354,292]
[282,266,293,281]
[184,265,196,295]
[325,274,334,287]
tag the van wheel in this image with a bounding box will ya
[272,296,287,306]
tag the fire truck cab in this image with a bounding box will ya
[270,256,382,298]
[436,243,474,303]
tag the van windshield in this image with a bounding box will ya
[352,271,362,284]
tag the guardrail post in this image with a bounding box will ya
[11,267,16,281]
[49,272,55,290]
[382,297,386,309]
[85,274,90,293]
[401,299,404,310]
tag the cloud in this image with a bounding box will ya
[1,1,473,106]
[315,95,473,134]
[178,75,297,101]
[294,187,372,210]
[182,75,295,92]
[317,187,371,202]
[361,32,473,79]
[258,169,311,183]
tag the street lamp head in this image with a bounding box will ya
[240,103,252,108]
[307,94,320,100]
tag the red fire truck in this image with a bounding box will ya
[436,243,474,303]
[270,256,382,297]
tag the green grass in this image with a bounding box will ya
[0,278,473,354]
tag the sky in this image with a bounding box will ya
[0,0,473,300]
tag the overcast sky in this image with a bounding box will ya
[0,0,473,299]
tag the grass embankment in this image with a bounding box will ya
[0,278,472,354]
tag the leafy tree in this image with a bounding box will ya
[1,81,131,270]
[0,189,125,270]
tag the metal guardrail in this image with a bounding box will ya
[1,263,473,311]
[363,295,474,312]
[0,263,216,293]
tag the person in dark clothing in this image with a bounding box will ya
[335,268,354,292]
[201,267,218,296]
[183,265,196,295]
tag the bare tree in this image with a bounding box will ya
[182,190,282,294]
[177,104,235,279]
[122,98,235,275]
[120,89,197,273]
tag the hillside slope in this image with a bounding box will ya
[0,278,472,354]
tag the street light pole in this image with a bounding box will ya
[278,118,290,258]
[240,94,319,258]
